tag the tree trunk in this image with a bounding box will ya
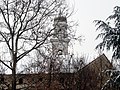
[12,55,17,90]
[12,68,16,90]
[48,62,52,88]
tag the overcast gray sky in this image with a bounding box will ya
[67,0,120,60]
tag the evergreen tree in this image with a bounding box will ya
[95,6,120,59]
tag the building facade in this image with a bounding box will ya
[0,54,113,90]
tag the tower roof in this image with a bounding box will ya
[54,16,67,22]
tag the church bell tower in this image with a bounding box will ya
[50,16,70,56]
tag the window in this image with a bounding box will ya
[1,77,4,83]
[19,78,23,84]
[60,77,64,83]
[58,49,62,55]
[1,77,4,82]
[39,77,43,82]
[59,29,62,32]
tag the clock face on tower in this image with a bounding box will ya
[51,40,69,56]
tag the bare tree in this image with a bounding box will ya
[0,0,70,89]
[22,50,87,89]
